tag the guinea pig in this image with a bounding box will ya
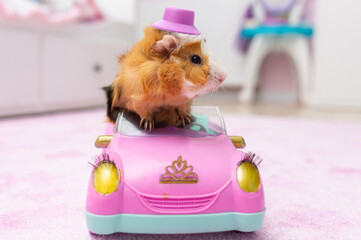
[105,26,227,131]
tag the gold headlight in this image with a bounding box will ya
[237,161,260,193]
[93,161,120,195]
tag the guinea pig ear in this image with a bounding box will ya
[152,35,179,58]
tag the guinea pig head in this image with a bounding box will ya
[152,32,227,100]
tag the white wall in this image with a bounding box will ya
[313,0,361,108]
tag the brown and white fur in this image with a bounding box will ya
[105,26,227,130]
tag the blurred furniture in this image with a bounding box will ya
[238,0,314,104]
[240,35,312,104]
[0,0,103,24]
[0,17,134,117]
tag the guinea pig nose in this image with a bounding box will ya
[218,74,226,83]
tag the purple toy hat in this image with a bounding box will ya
[152,7,201,35]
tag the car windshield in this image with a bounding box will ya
[114,106,227,137]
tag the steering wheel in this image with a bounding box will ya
[185,122,208,133]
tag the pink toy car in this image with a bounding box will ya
[86,106,265,234]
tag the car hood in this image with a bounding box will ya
[109,133,240,196]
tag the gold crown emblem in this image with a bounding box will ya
[160,156,198,184]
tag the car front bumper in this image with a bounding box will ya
[85,210,266,234]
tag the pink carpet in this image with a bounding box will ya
[0,109,360,240]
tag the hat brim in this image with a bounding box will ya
[152,20,201,35]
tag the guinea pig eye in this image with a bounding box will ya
[191,55,202,64]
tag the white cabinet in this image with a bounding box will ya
[0,22,131,117]
[43,36,118,107]
[0,27,40,115]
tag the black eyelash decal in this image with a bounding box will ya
[88,161,96,168]
[101,152,111,162]
[237,152,263,167]
[89,152,115,170]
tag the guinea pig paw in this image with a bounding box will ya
[139,117,155,131]
[176,113,193,128]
